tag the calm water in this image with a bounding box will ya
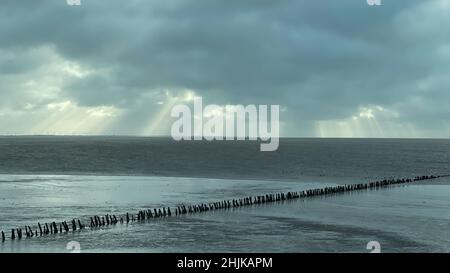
[0,137,449,252]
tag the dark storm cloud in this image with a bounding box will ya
[0,0,449,136]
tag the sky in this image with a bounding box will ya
[1,0,450,138]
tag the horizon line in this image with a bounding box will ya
[0,134,449,140]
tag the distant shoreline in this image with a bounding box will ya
[0,135,450,140]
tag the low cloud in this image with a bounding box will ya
[1,0,449,137]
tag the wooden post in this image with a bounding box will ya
[38,223,43,236]
[63,221,69,232]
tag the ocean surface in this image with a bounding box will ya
[0,137,449,253]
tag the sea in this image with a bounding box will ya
[0,136,449,253]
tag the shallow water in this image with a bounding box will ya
[0,175,449,253]
[1,137,449,252]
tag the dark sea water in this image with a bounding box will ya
[1,136,450,181]
[0,137,449,253]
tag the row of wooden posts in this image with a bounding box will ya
[1,174,447,243]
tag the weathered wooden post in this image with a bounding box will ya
[38,223,43,236]
[53,222,58,234]
[28,226,33,237]
[63,221,69,232]
[72,219,77,231]
[78,219,84,229]
[1,231,5,242]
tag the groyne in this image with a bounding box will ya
[1,174,448,243]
